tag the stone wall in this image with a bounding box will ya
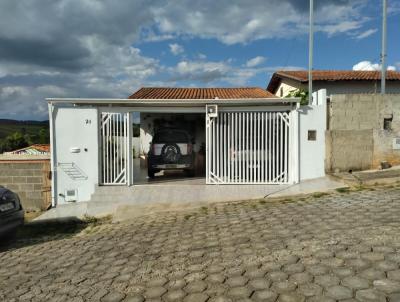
[326,94,400,172]
[0,160,51,211]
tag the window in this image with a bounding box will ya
[153,130,190,143]
[308,130,317,141]
[280,87,284,97]
[384,117,393,131]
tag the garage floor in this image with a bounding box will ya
[133,158,206,185]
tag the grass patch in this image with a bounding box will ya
[184,214,193,220]
[200,206,208,214]
[312,192,329,198]
[335,187,351,193]
[258,199,266,205]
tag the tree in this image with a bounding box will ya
[0,132,29,153]
[38,128,50,144]
[285,88,309,105]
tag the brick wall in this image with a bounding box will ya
[0,161,50,211]
[326,94,400,172]
[326,130,373,172]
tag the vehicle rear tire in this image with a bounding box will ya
[148,168,156,179]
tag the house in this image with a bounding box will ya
[4,144,50,155]
[46,87,327,206]
[267,70,400,97]
[0,144,51,211]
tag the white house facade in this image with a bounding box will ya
[47,87,327,207]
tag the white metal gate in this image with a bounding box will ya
[206,111,291,184]
[100,112,129,185]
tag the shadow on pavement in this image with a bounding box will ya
[0,216,109,252]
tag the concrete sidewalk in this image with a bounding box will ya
[332,165,400,186]
[35,176,347,222]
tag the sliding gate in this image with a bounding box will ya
[206,110,291,184]
[100,112,130,185]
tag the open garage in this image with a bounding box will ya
[45,87,329,206]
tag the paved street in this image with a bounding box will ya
[1,186,400,301]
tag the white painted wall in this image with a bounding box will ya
[298,90,327,180]
[54,107,99,204]
[274,78,400,97]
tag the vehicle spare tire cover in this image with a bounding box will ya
[161,143,181,163]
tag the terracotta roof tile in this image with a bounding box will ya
[267,70,400,93]
[129,87,276,99]
[9,144,50,154]
[275,70,400,82]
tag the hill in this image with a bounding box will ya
[0,119,49,140]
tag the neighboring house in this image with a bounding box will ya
[0,144,51,211]
[267,70,400,96]
[4,144,50,155]
[46,87,327,205]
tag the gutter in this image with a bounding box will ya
[45,98,300,108]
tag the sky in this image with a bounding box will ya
[0,0,399,120]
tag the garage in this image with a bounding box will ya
[48,87,303,205]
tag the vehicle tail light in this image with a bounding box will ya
[187,144,193,154]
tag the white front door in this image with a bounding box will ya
[100,112,131,185]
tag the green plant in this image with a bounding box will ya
[184,214,193,220]
[312,192,329,198]
[0,132,29,153]
[285,88,309,105]
[335,187,350,193]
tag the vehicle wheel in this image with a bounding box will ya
[148,168,156,179]
[185,169,195,177]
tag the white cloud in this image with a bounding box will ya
[246,56,266,67]
[0,0,381,119]
[352,61,396,71]
[354,28,377,40]
[169,43,184,55]
[168,59,303,86]
[153,0,368,44]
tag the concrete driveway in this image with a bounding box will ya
[1,186,400,301]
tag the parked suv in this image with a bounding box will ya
[148,128,195,178]
[0,186,24,239]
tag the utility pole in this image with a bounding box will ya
[381,0,387,94]
[308,0,314,103]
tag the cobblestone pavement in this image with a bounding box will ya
[2,186,400,301]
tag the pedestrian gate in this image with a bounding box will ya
[100,112,129,185]
[206,110,291,184]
